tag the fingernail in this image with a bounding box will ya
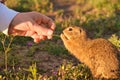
[34,38,40,43]
[48,35,52,39]
[51,23,56,30]
[47,30,53,35]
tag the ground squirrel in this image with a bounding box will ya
[60,26,120,79]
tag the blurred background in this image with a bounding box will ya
[5,0,120,36]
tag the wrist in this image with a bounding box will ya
[0,3,19,35]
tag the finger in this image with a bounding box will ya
[34,18,42,25]
[33,13,56,30]
[31,33,41,43]
[24,31,36,36]
[42,17,56,30]
[10,29,27,36]
[47,35,53,39]
[31,33,47,43]
[34,38,41,43]
[48,21,56,30]
[13,20,35,31]
[32,23,53,37]
[34,35,47,43]
[38,24,53,39]
[40,35,47,40]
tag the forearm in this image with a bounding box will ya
[0,0,6,3]
[0,2,19,34]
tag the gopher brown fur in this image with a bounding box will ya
[60,26,120,79]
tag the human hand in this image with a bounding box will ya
[8,11,56,43]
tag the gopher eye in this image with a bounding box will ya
[68,27,72,31]
[79,29,82,33]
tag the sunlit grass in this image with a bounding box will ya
[108,34,120,48]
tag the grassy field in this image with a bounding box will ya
[0,0,120,80]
